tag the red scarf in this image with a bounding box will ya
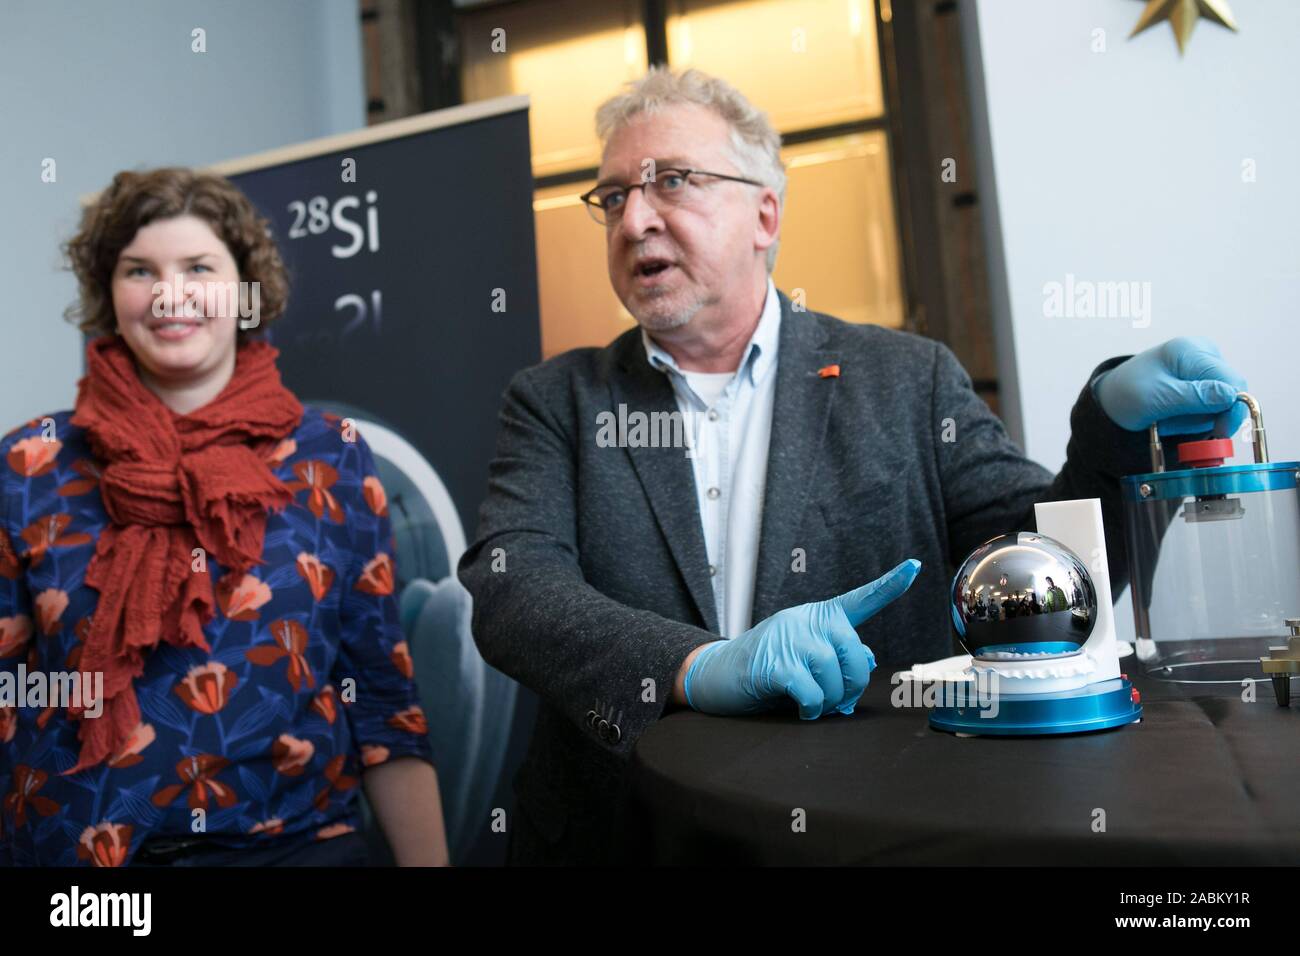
[66,335,303,774]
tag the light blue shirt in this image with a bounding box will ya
[641,278,782,637]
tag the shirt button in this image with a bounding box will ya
[706,487,720,500]
[708,564,717,577]
[707,409,719,421]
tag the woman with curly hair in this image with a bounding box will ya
[0,167,448,866]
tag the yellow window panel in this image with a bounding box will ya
[774,131,904,329]
[667,0,884,132]
[460,0,648,177]
[534,181,637,358]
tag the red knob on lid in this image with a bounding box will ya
[1177,438,1234,468]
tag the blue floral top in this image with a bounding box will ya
[0,405,434,866]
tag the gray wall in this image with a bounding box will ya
[0,0,365,425]
[962,0,1299,469]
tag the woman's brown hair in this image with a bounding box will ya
[64,167,289,339]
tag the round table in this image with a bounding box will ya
[622,666,1300,864]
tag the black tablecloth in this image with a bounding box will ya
[623,666,1300,865]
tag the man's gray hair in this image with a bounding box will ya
[595,67,785,272]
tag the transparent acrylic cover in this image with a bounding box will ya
[1122,464,1300,682]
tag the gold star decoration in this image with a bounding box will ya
[1129,0,1238,54]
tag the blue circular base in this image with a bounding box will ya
[928,678,1142,736]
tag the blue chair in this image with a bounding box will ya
[359,575,522,865]
[309,403,526,863]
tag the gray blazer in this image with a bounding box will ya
[458,291,1155,864]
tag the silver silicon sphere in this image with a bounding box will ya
[950,532,1097,658]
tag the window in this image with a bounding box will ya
[455,0,910,358]
[458,0,648,177]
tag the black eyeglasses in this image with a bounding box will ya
[579,167,765,224]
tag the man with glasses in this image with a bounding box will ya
[458,66,1247,865]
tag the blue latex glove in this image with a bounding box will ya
[683,559,921,719]
[1093,337,1248,437]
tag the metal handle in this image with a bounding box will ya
[1147,391,1267,473]
[1237,391,1268,464]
